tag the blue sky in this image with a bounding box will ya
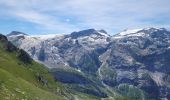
[0,0,170,35]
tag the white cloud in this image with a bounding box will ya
[0,0,170,34]
[66,18,70,22]
[12,10,78,33]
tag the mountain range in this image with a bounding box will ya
[3,27,170,100]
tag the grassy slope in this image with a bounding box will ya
[0,68,64,100]
[0,43,67,100]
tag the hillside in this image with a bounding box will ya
[0,34,68,100]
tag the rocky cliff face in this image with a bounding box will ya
[99,28,170,99]
[7,28,170,99]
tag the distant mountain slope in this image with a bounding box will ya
[7,28,170,100]
[100,28,170,99]
[7,29,110,70]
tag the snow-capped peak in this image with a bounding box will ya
[31,34,63,40]
[70,29,110,39]
[7,31,28,37]
[97,29,110,37]
[113,27,167,39]
[118,28,142,36]
[112,28,144,39]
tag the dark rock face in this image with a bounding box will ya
[37,74,48,86]
[38,48,46,62]
[75,87,107,98]
[98,29,108,34]
[0,34,18,52]
[17,49,32,64]
[53,70,90,84]
[0,34,8,41]
[6,42,18,52]
[0,34,8,48]
[70,29,99,38]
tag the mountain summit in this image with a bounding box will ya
[7,31,28,37]
[114,27,169,38]
[70,29,109,38]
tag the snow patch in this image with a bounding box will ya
[77,69,81,72]
[112,28,147,39]
[119,29,142,36]
[31,34,64,40]
[98,31,109,37]
[150,71,165,86]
